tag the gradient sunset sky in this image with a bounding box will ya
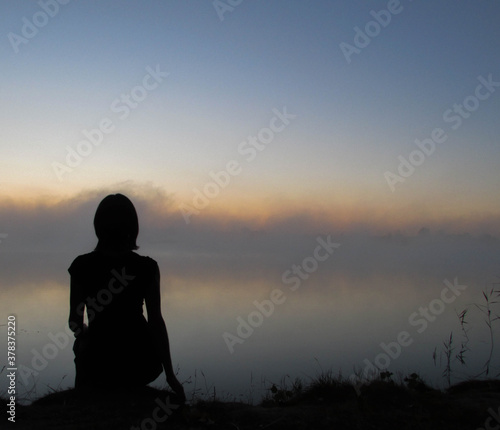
[2,0,500,234]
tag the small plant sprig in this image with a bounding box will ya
[455,308,470,366]
[436,332,454,387]
[403,372,432,392]
[434,286,499,385]
[265,375,302,405]
[474,287,500,377]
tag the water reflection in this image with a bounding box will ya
[1,269,493,403]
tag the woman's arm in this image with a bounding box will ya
[68,277,86,337]
[145,264,186,402]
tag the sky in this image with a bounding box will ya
[1,0,500,399]
[1,0,500,234]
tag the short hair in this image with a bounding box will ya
[94,194,139,251]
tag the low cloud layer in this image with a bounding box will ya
[1,182,499,292]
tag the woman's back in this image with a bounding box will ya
[69,250,156,329]
[70,251,163,388]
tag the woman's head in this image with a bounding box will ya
[94,194,139,251]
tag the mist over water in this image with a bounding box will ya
[1,194,498,402]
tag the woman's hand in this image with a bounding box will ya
[167,374,186,403]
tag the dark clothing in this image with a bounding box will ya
[69,251,163,389]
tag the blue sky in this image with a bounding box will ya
[1,0,500,231]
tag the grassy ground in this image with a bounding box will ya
[2,373,500,429]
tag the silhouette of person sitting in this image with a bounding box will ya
[68,193,185,402]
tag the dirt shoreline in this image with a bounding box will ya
[2,379,499,429]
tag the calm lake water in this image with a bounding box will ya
[1,232,499,403]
